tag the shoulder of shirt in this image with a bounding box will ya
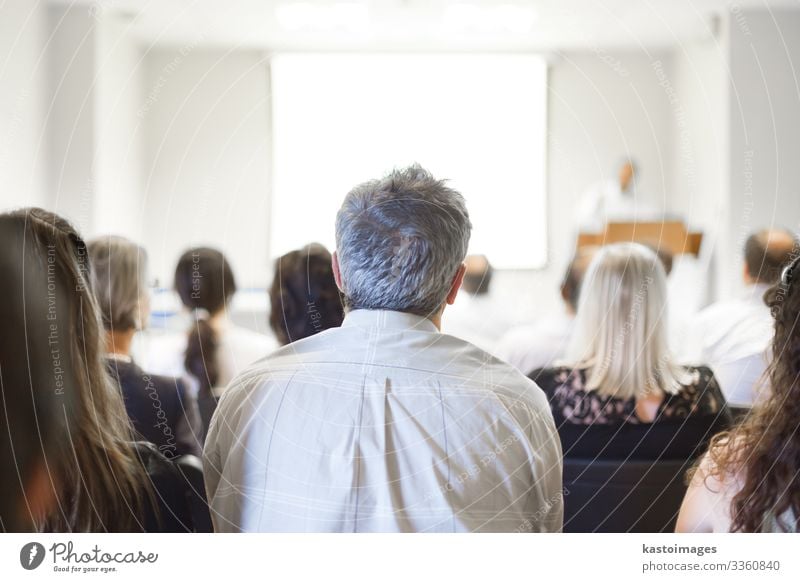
[220,326,551,412]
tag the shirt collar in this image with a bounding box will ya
[106,352,133,364]
[342,309,439,333]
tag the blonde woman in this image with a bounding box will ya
[5,208,194,532]
[531,243,731,459]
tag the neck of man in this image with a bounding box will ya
[105,328,135,357]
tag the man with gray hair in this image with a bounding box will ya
[204,165,563,532]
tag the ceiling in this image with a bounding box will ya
[55,0,800,52]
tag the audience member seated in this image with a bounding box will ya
[204,166,563,532]
[496,247,597,375]
[532,243,732,460]
[143,247,276,437]
[442,254,512,352]
[2,208,194,532]
[690,228,798,410]
[88,236,201,457]
[677,255,800,532]
[0,216,75,531]
[268,243,344,345]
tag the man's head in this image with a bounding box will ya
[561,246,599,314]
[461,254,492,296]
[743,228,799,285]
[334,165,472,320]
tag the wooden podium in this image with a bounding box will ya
[577,221,703,257]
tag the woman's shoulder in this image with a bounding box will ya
[664,364,731,422]
[530,365,584,387]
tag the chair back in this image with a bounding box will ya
[174,454,214,532]
[563,457,693,532]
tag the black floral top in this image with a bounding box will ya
[530,365,733,460]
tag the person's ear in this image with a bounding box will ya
[743,262,753,284]
[332,251,344,291]
[445,263,467,305]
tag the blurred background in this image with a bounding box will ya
[1,0,799,330]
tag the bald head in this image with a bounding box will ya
[744,228,799,285]
[561,246,599,313]
[461,254,492,295]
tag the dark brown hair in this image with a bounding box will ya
[4,208,153,532]
[174,247,236,395]
[269,243,344,346]
[705,251,800,532]
[0,215,75,530]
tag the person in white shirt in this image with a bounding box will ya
[443,254,514,352]
[577,158,660,232]
[496,247,597,375]
[204,165,563,533]
[691,228,798,408]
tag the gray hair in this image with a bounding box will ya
[88,235,148,331]
[565,242,689,400]
[335,165,472,317]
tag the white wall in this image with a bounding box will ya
[0,0,48,210]
[668,30,729,305]
[141,49,271,289]
[94,10,145,241]
[490,50,676,320]
[724,8,800,298]
[45,3,97,233]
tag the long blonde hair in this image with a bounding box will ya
[565,242,687,400]
[9,208,154,532]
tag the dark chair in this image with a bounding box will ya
[174,454,214,532]
[563,457,693,532]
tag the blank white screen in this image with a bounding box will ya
[270,54,547,269]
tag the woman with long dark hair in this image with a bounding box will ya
[268,243,344,345]
[2,208,193,532]
[173,248,275,435]
[677,252,800,532]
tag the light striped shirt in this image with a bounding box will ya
[204,309,563,532]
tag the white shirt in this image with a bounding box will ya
[691,284,773,407]
[204,309,563,533]
[134,318,277,396]
[495,314,574,376]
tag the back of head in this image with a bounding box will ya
[269,243,344,345]
[744,228,799,285]
[88,236,148,333]
[560,246,599,312]
[335,165,472,318]
[0,215,75,531]
[461,254,492,295]
[566,242,683,399]
[175,247,236,394]
[1,208,149,532]
[175,247,236,314]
